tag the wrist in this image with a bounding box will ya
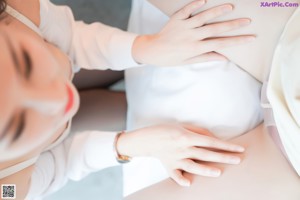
[132,34,154,65]
[116,131,137,158]
[114,131,132,163]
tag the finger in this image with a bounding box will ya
[180,159,221,177]
[187,4,233,28]
[173,0,206,20]
[189,134,245,152]
[198,18,251,39]
[187,147,241,164]
[170,169,191,187]
[183,124,217,137]
[182,123,220,137]
[184,52,228,64]
[200,35,256,53]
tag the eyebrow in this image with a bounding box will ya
[5,33,22,74]
[22,48,32,79]
[0,117,13,141]
[0,112,25,142]
[3,32,32,80]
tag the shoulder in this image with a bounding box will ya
[0,165,34,200]
[7,0,40,26]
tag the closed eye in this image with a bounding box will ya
[22,48,32,80]
[0,111,26,143]
[3,31,32,80]
[12,111,26,142]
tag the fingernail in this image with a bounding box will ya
[235,146,245,152]
[182,180,191,187]
[245,36,256,42]
[222,5,233,13]
[210,170,221,177]
[229,157,241,164]
[239,19,251,26]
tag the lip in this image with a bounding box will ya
[64,84,74,114]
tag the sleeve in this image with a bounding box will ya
[39,0,141,71]
[26,131,119,200]
[70,21,140,71]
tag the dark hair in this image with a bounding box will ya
[0,0,7,16]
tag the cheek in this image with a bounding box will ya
[28,110,57,132]
[10,110,59,150]
[23,37,66,83]
[30,53,61,85]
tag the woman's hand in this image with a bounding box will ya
[132,0,255,66]
[117,124,245,187]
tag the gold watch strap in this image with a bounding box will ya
[114,131,132,164]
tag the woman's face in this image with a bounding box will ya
[0,25,79,161]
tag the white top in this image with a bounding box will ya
[125,0,263,140]
[3,1,141,199]
[38,0,139,71]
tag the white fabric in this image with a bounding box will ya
[5,5,42,36]
[26,131,119,200]
[267,7,300,176]
[39,0,140,71]
[123,0,263,196]
[0,122,71,178]
[3,0,141,199]
[43,122,72,152]
[126,0,263,139]
[0,157,39,179]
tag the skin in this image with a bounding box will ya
[0,0,258,198]
[148,0,300,81]
[133,0,256,65]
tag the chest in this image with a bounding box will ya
[149,0,299,82]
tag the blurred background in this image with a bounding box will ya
[51,0,131,29]
[45,0,132,199]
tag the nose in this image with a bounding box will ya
[22,85,67,116]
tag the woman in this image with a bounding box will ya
[0,0,254,199]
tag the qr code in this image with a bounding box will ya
[1,184,16,199]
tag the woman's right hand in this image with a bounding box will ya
[117,124,245,187]
[132,0,255,66]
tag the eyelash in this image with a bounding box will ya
[23,49,32,80]
[12,111,26,142]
